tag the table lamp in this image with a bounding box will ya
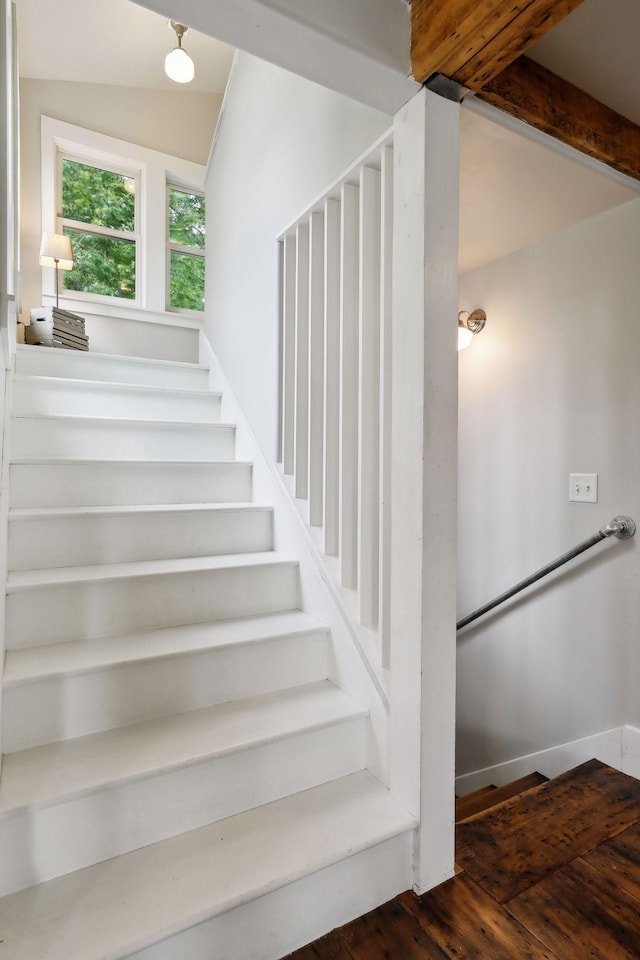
[39,232,74,308]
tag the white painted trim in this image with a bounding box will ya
[0,355,13,771]
[41,294,204,331]
[389,88,459,895]
[622,725,640,781]
[455,726,629,795]
[206,50,241,178]
[462,94,640,195]
[199,330,390,785]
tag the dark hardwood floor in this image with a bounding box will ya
[287,759,640,959]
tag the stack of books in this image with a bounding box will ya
[28,307,89,351]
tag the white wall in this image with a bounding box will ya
[457,197,640,776]
[204,52,391,459]
[19,79,221,316]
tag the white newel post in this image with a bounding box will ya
[389,88,459,894]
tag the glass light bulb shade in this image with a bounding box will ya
[165,46,195,83]
[39,232,74,270]
[458,325,473,351]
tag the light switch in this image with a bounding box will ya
[569,473,598,503]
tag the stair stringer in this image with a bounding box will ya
[0,356,12,769]
[200,332,389,784]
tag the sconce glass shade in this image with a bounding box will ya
[458,309,486,351]
[39,232,74,271]
[457,325,474,350]
[165,46,195,83]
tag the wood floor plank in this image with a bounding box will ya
[286,930,355,959]
[455,785,497,822]
[401,875,560,959]
[583,821,640,904]
[456,760,640,901]
[456,773,549,823]
[507,858,640,959]
[340,896,450,959]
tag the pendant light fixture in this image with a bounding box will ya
[165,21,195,84]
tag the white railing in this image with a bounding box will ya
[278,131,393,668]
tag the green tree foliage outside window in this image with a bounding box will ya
[169,188,205,311]
[61,160,137,300]
[64,228,136,300]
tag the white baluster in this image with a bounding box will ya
[379,145,393,664]
[323,198,341,556]
[358,166,381,626]
[281,233,296,475]
[308,211,325,527]
[294,221,310,500]
[339,183,359,589]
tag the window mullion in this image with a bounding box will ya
[61,218,139,244]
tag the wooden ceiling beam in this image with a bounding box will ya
[411,0,585,89]
[476,56,640,182]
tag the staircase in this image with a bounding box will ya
[0,344,414,960]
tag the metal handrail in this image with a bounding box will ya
[457,515,636,632]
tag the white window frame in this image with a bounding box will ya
[41,116,206,317]
[57,151,142,305]
[166,180,206,314]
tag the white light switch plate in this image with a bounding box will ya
[569,473,598,503]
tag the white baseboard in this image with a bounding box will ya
[456,725,629,796]
[622,725,640,780]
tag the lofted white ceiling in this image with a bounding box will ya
[13,0,640,273]
[14,0,234,93]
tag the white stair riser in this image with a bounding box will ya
[15,349,209,390]
[10,461,253,508]
[131,833,413,960]
[11,417,236,461]
[4,632,328,751]
[9,507,273,570]
[0,719,366,897]
[7,562,299,649]
[12,378,222,423]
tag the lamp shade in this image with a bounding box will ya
[40,232,74,270]
[165,47,195,83]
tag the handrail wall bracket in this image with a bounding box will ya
[603,516,636,540]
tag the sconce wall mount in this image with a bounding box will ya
[458,308,486,350]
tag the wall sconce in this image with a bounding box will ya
[40,232,74,308]
[458,309,486,351]
[165,21,195,84]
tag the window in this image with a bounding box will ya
[42,117,207,316]
[59,156,139,301]
[167,186,205,311]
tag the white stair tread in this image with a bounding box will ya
[7,551,296,591]
[13,372,222,401]
[0,770,414,960]
[12,412,234,429]
[0,681,365,817]
[5,611,327,685]
[9,502,271,521]
[11,456,252,466]
[16,343,208,372]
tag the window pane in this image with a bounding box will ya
[62,160,136,232]
[63,228,136,300]
[168,188,205,249]
[170,251,204,311]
